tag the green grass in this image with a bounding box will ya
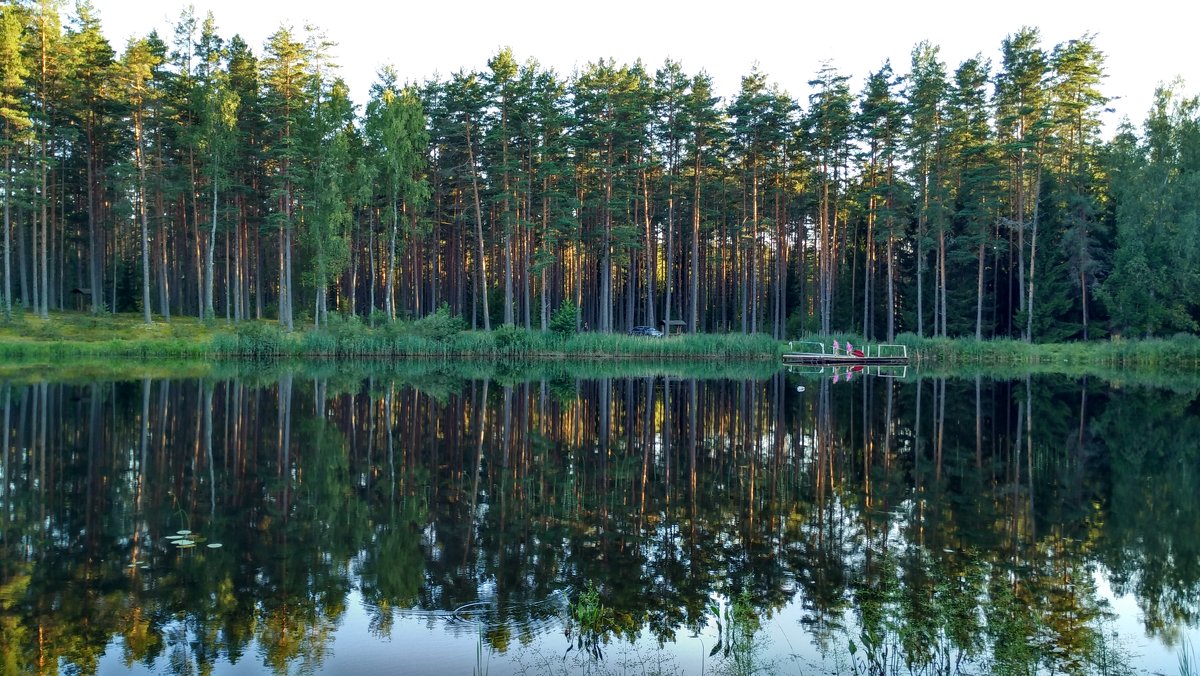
[789,331,1200,369]
[0,311,782,360]
[6,312,1200,371]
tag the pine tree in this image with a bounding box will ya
[684,71,720,333]
[0,2,31,321]
[997,27,1050,340]
[856,61,905,340]
[261,26,311,330]
[119,36,162,323]
[804,61,853,336]
[946,56,1002,339]
[1049,35,1107,339]
[906,42,951,337]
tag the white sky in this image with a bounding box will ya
[91,0,1195,136]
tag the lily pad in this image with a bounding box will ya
[175,539,195,547]
[207,543,223,549]
[176,530,192,536]
[165,535,182,540]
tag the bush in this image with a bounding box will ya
[493,324,535,352]
[411,303,467,342]
[549,300,579,336]
[226,321,289,355]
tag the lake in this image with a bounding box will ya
[1,361,1197,674]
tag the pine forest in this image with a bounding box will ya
[2,1,1199,343]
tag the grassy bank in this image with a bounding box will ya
[784,331,1200,368]
[0,311,781,360]
[5,312,1200,368]
[895,333,1200,368]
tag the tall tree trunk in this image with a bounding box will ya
[40,143,49,319]
[386,196,397,322]
[664,172,674,334]
[1081,269,1089,340]
[503,228,513,325]
[916,215,925,337]
[975,241,985,340]
[642,168,656,329]
[540,186,549,331]
[750,163,758,334]
[135,110,151,324]
[938,229,947,336]
[368,224,376,325]
[601,158,613,333]
[85,129,99,314]
[464,116,490,331]
[284,225,293,331]
[17,189,28,310]
[205,176,217,320]
[887,238,895,341]
[689,147,701,334]
[863,196,875,341]
[1025,166,1041,342]
[3,153,11,321]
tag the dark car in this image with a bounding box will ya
[628,326,664,337]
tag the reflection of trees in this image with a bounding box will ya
[1093,387,1200,643]
[0,369,1196,672]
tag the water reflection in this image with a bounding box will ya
[1,366,1198,674]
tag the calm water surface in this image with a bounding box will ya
[1,362,1198,674]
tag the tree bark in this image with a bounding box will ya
[689,142,701,334]
[975,241,985,340]
[3,154,11,321]
[205,176,217,320]
[464,115,490,331]
[642,168,656,329]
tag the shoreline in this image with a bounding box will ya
[2,313,1200,368]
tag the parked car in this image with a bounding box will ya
[628,326,664,337]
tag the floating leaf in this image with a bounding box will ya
[175,539,195,547]
[206,543,223,549]
[165,535,182,540]
[176,530,192,536]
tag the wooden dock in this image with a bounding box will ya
[782,353,908,365]
[782,341,909,366]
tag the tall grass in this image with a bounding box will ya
[8,311,1200,368]
[207,321,783,359]
[899,332,1200,368]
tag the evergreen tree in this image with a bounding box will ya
[804,61,853,336]
[946,56,1002,339]
[0,1,31,321]
[996,27,1050,340]
[260,26,311,330]
[905,41,951,337]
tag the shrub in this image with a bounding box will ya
[493,324,534,352]
[411,303,467,342]
[549,300,579,336]
[227,321,288,355]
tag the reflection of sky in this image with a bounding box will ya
[94,572,1198,674]
[1095,568,1197,674]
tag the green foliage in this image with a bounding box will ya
[548,300,578,336]
[492,324,535,352]
[226,321,292,355]
[410,303,467,342]
[570,583,613,635]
